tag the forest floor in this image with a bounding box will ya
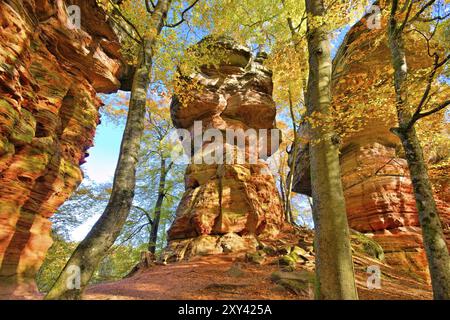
[84,249,432,300]
[12,226,432,300]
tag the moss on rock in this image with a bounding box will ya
[271,270,315,295]
[350,229,385,261]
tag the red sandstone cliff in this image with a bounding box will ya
[0,0,128,297]
[164,39,285,262]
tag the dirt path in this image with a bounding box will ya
[84,253,432,300]
[85,254,302,300]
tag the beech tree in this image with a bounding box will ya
[45,0,198,299]
[106,95,182,254]
[303,0,358,300]
[141,101,175,254]
[191,0,364,299]
[386,0,450,299]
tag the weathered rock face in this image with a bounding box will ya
[0,0,126,296]
[165,38,285,261]
[290,19,450,280]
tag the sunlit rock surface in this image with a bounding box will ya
[165,38,285,261]
[0,0,128,297]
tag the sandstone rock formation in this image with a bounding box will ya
[290,18,450,281]
[164,38,285,261]
[0,0,127,297]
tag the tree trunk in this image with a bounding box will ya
[397,128,450,299]
[388,18,450,300]
[45,0,172,300]
[278,175,289,222]
[148,158,168,254]
[305,0,358,300]
[286,87,299,225]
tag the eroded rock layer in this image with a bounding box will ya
[165,38,285,261]
[0,0,126,296]
[290,18,450,280]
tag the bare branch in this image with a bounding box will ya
[145,0,154,13]
[399,0,413,32]
[417,11,450,22]
[133,205,154,225]
[287,16,295,34]
[407,53,450,129]
[410,19,441,58]
[165,0,200,28]
[295,12,307,32]
[410,0,437,23]
[167,160,174,171]
[374,157,396,176]
[416,100,450,120]
[397,0,445,30]
[107,0,143,42]
[109,15,142,44]
[243,14,279,29]
[116,223,151,247]
[390,0,400,35]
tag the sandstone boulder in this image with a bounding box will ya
[166,38,285,260]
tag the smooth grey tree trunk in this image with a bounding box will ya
[148,158,169,254]
[305,0,358,300]
[285,88,299,225]
[388,13,450,300]
[45,0,172,300]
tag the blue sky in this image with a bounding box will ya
[82,25,349,181]
[82,119,124,183]
[69,0,450,242]
[70,119,124,240]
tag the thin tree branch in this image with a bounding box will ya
[390,0,400,35]
[373,157,395,176]
[399,0,413,32]
[165,0,200,28]
[145,0,154,13]
[243,14,279,28]
[295,12,307,32]
[133,205,154,225]
[417,11,450,22]
[167,160,174,171]
[415,100,450,120]
[409,26,438,58]
[109,15,142,44]
[410,0,437,23]
[287,16,296,34]
[407,53,449,129]
[115,223,151,248]
[107,0,143,42]
[281,0,305,35]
